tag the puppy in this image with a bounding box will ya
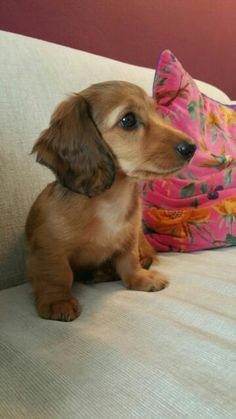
[25,81,196,321]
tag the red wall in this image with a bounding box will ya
[1,0,236,98]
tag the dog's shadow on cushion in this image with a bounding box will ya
[0,233,26,289]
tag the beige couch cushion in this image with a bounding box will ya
[0,248,235,418]
[0,31,235,419]
[0,30,232,289]
[0,31,154,289]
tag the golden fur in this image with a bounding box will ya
[25,81,195,321]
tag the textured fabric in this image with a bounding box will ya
[0,248,235,419]
[0,31,152,289]
[142,50,236,252]
[0,31,231,289]
[0,32,235,419]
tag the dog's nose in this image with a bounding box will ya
[176,142,196,160]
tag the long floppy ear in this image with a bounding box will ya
[32,95,117,197]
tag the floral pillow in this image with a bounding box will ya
[142,49,236,252]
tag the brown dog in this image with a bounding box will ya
[25,81,196,321]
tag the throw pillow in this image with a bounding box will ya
[142,50,236,252]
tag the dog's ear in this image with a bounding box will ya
[32,95,117,197]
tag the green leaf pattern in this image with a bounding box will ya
[180,183,195,198]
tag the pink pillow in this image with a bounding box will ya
[142,50,236,252]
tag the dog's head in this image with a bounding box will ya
[33,81,196,196]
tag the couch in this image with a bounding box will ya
[0,30,235,419]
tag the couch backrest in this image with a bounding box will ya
[0,30,230,289]
[0,30,156,289]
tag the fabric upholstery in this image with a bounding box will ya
[0,31,235,419]
[0,31,230,289]
[0,248,235,418]
[0,30,152,289]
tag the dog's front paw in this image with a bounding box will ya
[37,296,80,321]
[126,270,169,292]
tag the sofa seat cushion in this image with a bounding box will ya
[0,248,235,419]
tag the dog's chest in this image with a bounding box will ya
[96,197,132,240]
[71,182,139,267]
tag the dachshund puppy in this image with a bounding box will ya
[25,81,196,321]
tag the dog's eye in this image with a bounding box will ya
[119,113,139,130]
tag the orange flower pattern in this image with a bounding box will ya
[149,207,209,239]
[214,197,236,216]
